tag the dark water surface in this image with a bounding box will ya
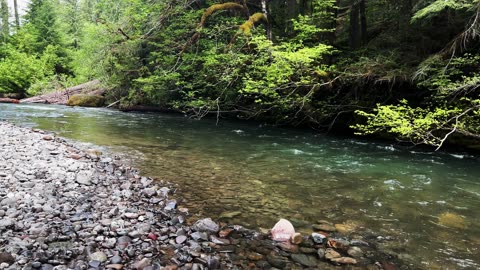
[1,103,479,269]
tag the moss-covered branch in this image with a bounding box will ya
[239,12,268,35]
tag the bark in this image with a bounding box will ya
[286,0,298,34]
[0,98,20,104]
[349,0,360,49]
[261,0,272,40]
[0,0,8,41]
[13,0,19,28]
[359,0,367,44]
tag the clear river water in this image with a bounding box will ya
[1,103,479,269]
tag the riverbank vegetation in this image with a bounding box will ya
[0,0,479,149]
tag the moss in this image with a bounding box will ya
[67,94,105,107]
[239,13,267,35]
[199,3,244,28]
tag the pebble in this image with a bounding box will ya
[330,257,357,264]
[193,218,219,233]
[133,258,151,270]
[347,246,364,258]
[325,248,342,260]
[290,232,303,245]
[176,235,187,244]
[290,254,317,267]
[106,264,124,270]
[0,253,14,265]
[110,255,123,264]
[311,232,326,244]
[89,252,107,263]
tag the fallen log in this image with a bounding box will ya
[21,80,104,105]
[0,98,20,104]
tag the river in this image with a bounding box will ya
[1,103,479,269]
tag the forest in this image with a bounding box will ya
[0,0,479,149]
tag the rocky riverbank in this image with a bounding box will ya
[0,121,396,270]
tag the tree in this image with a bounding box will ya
[13,0,19,28]
[0,0,8,43]
[23,0,63,53]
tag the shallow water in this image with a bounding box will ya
[1,103,479,269]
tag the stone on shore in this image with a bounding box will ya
[271,219,295,242]
[192,218,219,233]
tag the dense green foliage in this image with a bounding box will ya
[0,0,479,149]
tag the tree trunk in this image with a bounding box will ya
[359,0,367,44]
[349,0,360,49]
[261,0,272,40]
[0,0,8,42]
[13,0,19,28]
[286,0,298,35]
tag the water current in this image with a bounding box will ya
[1,103,479,269]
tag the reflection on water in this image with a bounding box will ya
[1,103,480,269]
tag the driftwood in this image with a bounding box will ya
[0,98,20,104]
[20,80,105,105]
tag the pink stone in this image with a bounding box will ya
[271,219,295,242]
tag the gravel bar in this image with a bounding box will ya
[0,121,393,270]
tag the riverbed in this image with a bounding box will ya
[1,103,479,269]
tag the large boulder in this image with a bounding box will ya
[67,94,105,107]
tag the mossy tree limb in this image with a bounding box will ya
[198,3,245,28]
[239,12,268,35]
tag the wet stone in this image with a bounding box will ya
[290,254,318,267]
[325,249,341,260]
[290,233,303,245]
[311,233,326,244]
[330,257,357,265]
[317,248,326,259]
[347,246,364,258]
[267,255,289,269]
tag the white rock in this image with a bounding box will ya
[271,219,295,242]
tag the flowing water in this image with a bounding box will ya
[1,103,479,269]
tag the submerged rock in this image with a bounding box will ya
[330,257,357,265]
[313,221,336,232]
[347,246,364,258]
[438,212,467,229]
